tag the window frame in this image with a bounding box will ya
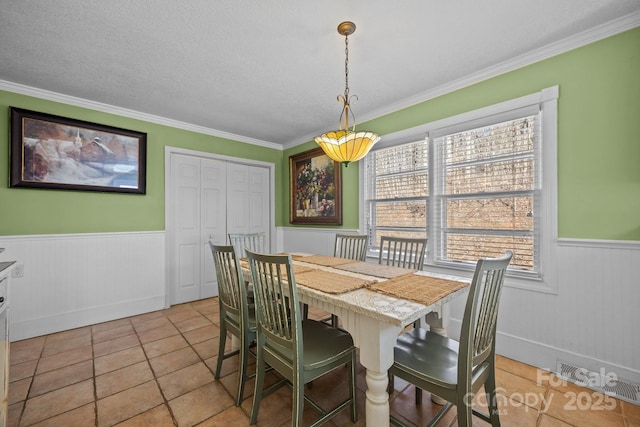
[359,86,559,293]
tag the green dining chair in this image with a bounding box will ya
[246,250,358,427]
[228,232,266,259]
[389,251,513,427]
[305,233,369,327]
[209,243,256,407]
[334,233,368,261]
[228,232,267,302]
[378,236,427,270]
[379,236,427,331]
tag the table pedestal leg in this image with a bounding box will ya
[366,369,390,425]
[426,311,447,337]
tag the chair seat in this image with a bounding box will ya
[264,319,354,376]
[301,319,354,370]
[392,328,459,390]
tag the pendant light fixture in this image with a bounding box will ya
[314,21,380,167]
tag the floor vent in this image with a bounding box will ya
[556,360,640,406]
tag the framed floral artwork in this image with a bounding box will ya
[289,147,342,225]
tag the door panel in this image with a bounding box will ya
[249,166,270,239]
[172,155,202,304]
[227,163,250,236]
[201,158,226,298]
[169,152,271,305]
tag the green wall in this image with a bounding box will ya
[2,27,639,240]
[283,142,362,229]
[0,92,283,235]
[285,26,640,240]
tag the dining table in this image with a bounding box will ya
[242,253,470,427]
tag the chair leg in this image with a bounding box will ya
[293,373,304,426]
[330,314,339,328]
[235,337,249,406]
[349,356,358,422]
[214,324,227,379]
[456,396,473,427]
[302,303,309,320]
[249,346,265,425]
[387,372,395,394]
[485,368,502,427]
[415,387,422,404]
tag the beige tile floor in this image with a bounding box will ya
[7,298,640,426]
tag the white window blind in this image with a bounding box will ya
[365,140,428,248]
[433,115,538,272]
[361,87,558,291]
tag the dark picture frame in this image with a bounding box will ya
[290,147,342,225]
[9,107,147,194]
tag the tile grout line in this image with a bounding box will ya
[125,311,180,427]
[14,300,631,427]
[91,323,98,427]
[15,335,47,427]
[164,301,240,424]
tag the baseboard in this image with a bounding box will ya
[10,295,166,341]
[447,318,640,385]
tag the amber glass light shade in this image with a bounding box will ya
[315,21,381,166]
[314,130,381,166]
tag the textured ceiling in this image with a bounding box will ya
[1,1,639,148]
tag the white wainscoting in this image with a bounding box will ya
[3,228,638,385]
[280,228,640,384]
[0,232,165,341]
[494,238,640,384]
[279,227,362,256]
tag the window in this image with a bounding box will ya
[362,87,558,291]
[434,116,536,272]
[364,140,428,245]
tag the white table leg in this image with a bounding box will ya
[365,369,390,424]
[341,314,400,427]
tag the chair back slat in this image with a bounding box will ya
[474,269,504,355]
[334,234,368,261]
[246,250,301,353]
[229,232,266,258]
[378,236,427,270]
[209,243,248,328]
[459,251,513,370]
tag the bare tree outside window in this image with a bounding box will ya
[365,115,537,272]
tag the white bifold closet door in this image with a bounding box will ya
[227,162,270,239]
[169,154,270,305]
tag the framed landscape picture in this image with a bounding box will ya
[290,147,342,225]
[10,107,147,194]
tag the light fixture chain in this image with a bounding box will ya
[344,35,350,98]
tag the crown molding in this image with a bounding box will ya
[0,80,283,151]
[285,11,640,150]
[2,10,638,153]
